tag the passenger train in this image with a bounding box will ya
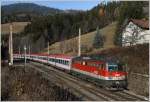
[13,53,127,90]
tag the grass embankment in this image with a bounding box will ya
[1,64,80,101]
[1,22,30,35]
[43,22,117,55]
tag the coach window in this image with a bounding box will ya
[66,61,69,65]
[63,60,65,64]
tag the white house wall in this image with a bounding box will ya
[122,21,150,46]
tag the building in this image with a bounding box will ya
[122,19,149,46]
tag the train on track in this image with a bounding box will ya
[13,53,127,90]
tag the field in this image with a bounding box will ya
[43,22,117,55]
[1,22,30,35]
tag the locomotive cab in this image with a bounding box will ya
[106,62,127,90]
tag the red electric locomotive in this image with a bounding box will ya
[72,56,127,89]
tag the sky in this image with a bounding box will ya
[1,0,110,10]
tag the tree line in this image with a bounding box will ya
[23,1,120,44]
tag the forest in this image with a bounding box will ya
[2,1,148,46]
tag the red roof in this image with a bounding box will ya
[130,19,149,29]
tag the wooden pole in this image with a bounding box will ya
[78,28,81,56]
[48,41,49,55]
[19,46,20,54]
[24,45,27,66]
[9,23,13,65]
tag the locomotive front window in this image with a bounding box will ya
[108,65,118,71]
[118,64,126,71]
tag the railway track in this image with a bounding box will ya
[27,61,148,101]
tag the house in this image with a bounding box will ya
[122,19,149,46]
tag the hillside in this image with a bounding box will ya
[1,22,30,35]
[43,22,117,55]
[1,3,82,24]
[1,3,63,24]
[2,3,62,15]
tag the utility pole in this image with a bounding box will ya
[19,46,20,54]
[29,45,30,55]
[24,45,27,66]
[48,41,49,55]
[78,28,81,56]
[9,23,13,65]
[29,45,31,60]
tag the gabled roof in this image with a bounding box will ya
[130,19,149,29]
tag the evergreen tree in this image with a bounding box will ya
[114,1,146,46]
[93,27,104,49]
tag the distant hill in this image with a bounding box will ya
[1,3,63,23]
[2,3,62,15]
[1,3,82,24]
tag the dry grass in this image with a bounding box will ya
[1,22,30,35]
[43,22,117,55]
[1,64,80,101]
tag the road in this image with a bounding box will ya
[25,61,148,101]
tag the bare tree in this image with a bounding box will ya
[59,40,66,54]
[122,23,145,46]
